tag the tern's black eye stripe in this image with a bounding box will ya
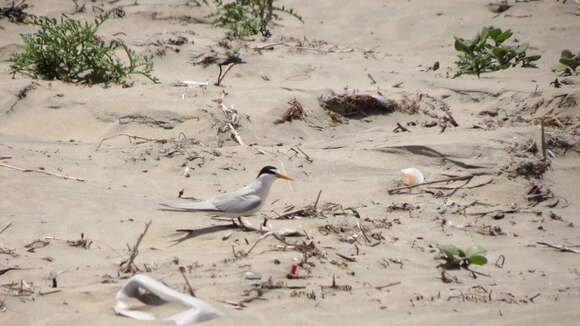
[257,165,278,177]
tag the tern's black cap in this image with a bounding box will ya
[257,166,278,177]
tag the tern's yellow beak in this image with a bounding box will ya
[276,173,294,181]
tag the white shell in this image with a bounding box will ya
[401,168,424,185]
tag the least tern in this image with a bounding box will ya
[160,166,293,226]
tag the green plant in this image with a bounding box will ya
[555,49,580,76]
[208,0,303,38]
[438,244,488,268]
[453,26,541,78]
[9,13,158,84]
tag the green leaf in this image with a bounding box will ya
[438,244,460,259]
[463,245,487,258]
[526,55,541,62]
[496,30,513,44]
[468,255,488,266]
[514,43,529,54]
[491,47,507,58]
[454,38,469,52]
[9,13,157,84]
[561,49,573,59]
[560,57,578,70]
[487,27,502,40]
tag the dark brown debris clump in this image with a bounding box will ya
[319,91,399,117]
[0,0,33,23]
[275,98,307,124]
[509,158,551,179]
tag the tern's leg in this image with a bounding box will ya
[236,217,249,230]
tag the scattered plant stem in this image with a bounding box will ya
[7,82,37,114]
[0,222,13,235]
[215,63,235,86]
[179,266,196,297]
[540,120,547,161]
[119,221,152,274]
[321,275,352,292]
[388,175,476,194]
[96,133,169,151]
[0,162,85,182]
[536,241,580,254]
[375,281,401,290]
[336,252,356,262]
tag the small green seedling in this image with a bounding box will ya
[454,26,541,78]
[555,49,580,76]
[9,12,158,84]
[209,0,303,38]
[438,244,488,268]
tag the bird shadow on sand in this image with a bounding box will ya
[168,224,238,246]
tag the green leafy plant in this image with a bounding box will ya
[208,0,303,38]
[9,12,158,84]
[555,49,580,76]
[454,26,541,78]
[438,244,488,268]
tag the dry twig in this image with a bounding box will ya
[375,281,401,290]
[321,275,352,292]
[179,266,196,297]
[215,63,235,86]
[119,221,152,274]
[0,163,85,182]
[536,241,580,254]
[0,222,13,235]
[336,252,356,262]
[96,133,168,151]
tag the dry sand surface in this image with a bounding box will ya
[1,0,580,325]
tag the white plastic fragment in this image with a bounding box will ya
[181,80,209,87]
[242,270,262,280]
[176,80,209,99]
[115,274,223,325]
[401,168,424,185]
[183,166,191,178]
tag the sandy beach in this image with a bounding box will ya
[1,0,579,325]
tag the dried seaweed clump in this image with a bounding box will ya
[507,158,551,179]
[319,90,399,117]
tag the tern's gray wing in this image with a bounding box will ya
[210,192,263,214]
